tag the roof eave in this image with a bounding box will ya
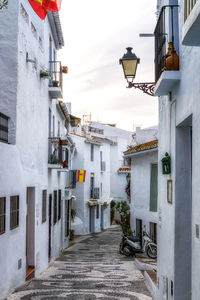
[48,11,64,50]
[124,147,158,157]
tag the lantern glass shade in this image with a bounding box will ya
[120,47,140,80]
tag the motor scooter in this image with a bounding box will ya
[119,232,157,259]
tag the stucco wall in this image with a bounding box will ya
[157,0,200,299]
[130,150,158,235]
[0,1,69,297]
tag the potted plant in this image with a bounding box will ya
[69,229,75,241]
[62,66,68,74]
[40,70,52,79]
[71,208,76,222]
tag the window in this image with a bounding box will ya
[0,197,6,235]
[91,144,94,161]
[150,164,158,212]
[90,173,94,198]
[58,190,61,220]
[0,112,9,143]
[96,204,99,219]
[10,196,19,230]
[53,115,55,137]
[42,190,47,223]
[58,121,60,137]
[53,190,57,225]
[150,222,157,244]
[100,183,103,197]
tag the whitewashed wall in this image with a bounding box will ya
[130,150,158,234]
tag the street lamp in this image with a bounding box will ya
[119,47,155,96]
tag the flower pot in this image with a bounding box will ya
[62,66,68,74]
[165,42,179,71]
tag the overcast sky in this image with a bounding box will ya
[59,0,158,132]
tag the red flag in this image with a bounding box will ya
[28,0,62,20]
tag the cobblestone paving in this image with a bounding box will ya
[8,228,152,300]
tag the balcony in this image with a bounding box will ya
[48,61,63,99]
[65,170,77,189]
[48,137,68,169]
[182,0,200,46]
[90,187,100,200]
[154,5,180,96]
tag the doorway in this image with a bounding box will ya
[136,218,142,245]
[100,205,104,230]
[26,187,35,280]
[174,116,192,299]
[48,194,52,261]
[89,207,95,233]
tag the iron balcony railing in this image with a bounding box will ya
[49,61,63,91]
[0,112,9,143]
[66,170,77,189]
[48,137,62,164]
[90,187,100,199]
[154,5,179,83]
[184,0,198,21]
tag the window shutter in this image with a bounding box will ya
[150,164,158,212]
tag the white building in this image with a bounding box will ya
[153,0,200,299]
[124,128,158,244]
[0,2,75,298]
[70,121,133,235]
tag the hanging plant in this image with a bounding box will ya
[40,70,52,79]
[103,202,108,208]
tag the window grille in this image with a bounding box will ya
[0,112,9,143]
[53,190,57,225]
[10,196,19,230]
[184,0,198,22]
[42,190,47,223]
[0,197,6,235]
[58,190,61,220]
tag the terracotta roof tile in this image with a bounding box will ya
[124,139,158,155]
[118,167,131,173]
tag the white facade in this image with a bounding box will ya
[124,128,158,242]
[0,2,74,298]
[70,122,133,235]
[154,0,200,299]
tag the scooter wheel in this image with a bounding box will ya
[119,242,123,254]
[146,245,157,259]
[123,245,132,257]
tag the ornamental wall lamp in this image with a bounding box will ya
[161,152,171,175]
[119,47,155,96]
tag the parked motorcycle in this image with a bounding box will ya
[119,232,157,259]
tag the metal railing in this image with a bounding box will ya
[48,137,62,164]
[154,5,179,82]
[184,0,198,21]
[90,187,100,199]
[49,61,63,91]
[0,113,9,143]
[66,170,77,189]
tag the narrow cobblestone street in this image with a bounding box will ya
[8,228,152,300]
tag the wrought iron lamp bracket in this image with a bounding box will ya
[127,81,156,96]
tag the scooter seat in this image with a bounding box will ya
[127,236,141,242]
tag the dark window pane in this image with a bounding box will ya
[0,197,6,234]
[10,196,19,230]
[42,190,47,223]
